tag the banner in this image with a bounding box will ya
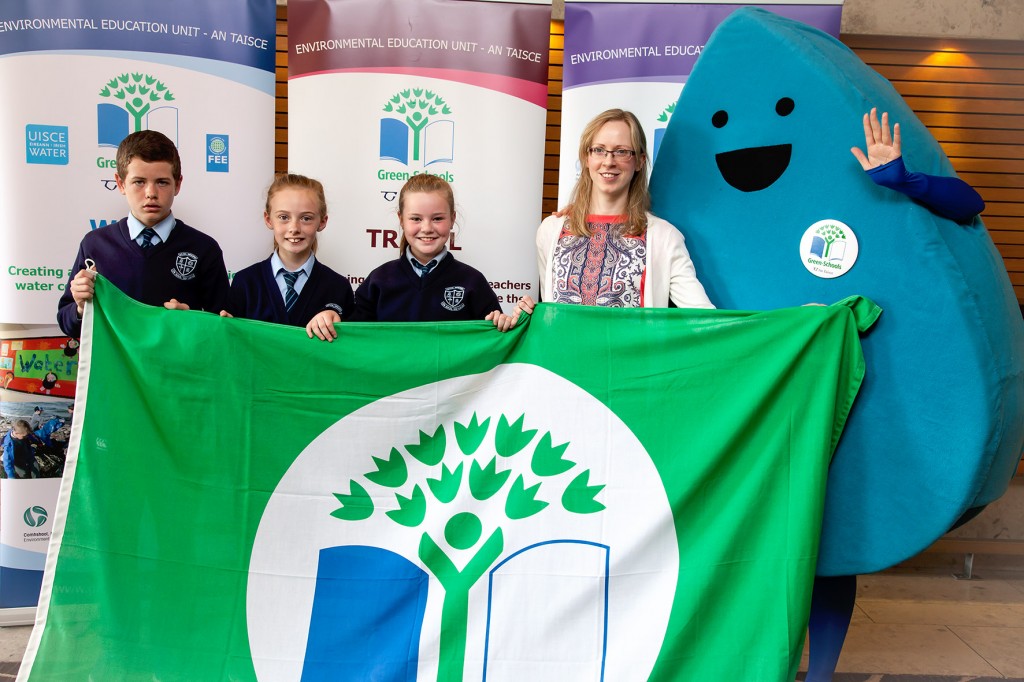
[0,0,277,324]
[558,0,844,205]
[287,0,551,313]
[20,278,872,680]
[0,479,62,608]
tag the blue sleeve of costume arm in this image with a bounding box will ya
[866,157,985,223]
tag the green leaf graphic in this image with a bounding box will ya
[331,481,374,521]
[562,470,606,514]
[387,485,426,527]
[427,463,463,504]
[406,425,446,466]
[495,414,537,458]
[455,413,490,455]
[505,475,547,520]
[469,457,510,501]
[531,432,574,476]
[365,447,408,488]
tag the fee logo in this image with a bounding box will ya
[379,88,454,167]
[799,219,859,279]
[26,124,69,165]
[206,135,229,173]
[97,72,179,148]
[23,506,48,528]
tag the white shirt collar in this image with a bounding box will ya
[127,212,176,244]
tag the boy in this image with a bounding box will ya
[2,420,42,479]
[57,130,230,337]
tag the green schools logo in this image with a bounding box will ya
[653,100,677,162]
[379,88,454,168]
[23,505,48,527]
[330,412,605,680]
[249,365,678,680]
[97,72,179,148]
[800,218,859,279]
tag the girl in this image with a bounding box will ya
[534,108,714,310]
[311,174,518,338]
[225,173,353,338]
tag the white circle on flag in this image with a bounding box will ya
[799,218,859,279]
[248,363,678,681]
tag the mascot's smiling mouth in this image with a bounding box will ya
[715,144,792,192]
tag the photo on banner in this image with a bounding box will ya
[558,0,844,205]
[288,0,552,312]
[0,0,278,325]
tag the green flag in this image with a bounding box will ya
[22,277,871,681]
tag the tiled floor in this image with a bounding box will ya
[798,563,1024,681]
[0,563,1021,680]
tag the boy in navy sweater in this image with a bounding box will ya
[57,131,229,337]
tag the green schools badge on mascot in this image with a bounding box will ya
[22,277,873,681]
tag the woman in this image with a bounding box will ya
[534,108,714,310]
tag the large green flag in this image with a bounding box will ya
[21,277,873,681]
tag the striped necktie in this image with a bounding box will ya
[411,258,437,276]
[282,271,300,312]
[139,228,158,249]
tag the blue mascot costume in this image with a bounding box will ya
[649,8,1024,680]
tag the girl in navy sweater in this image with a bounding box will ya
[225,174,353,336]
[310,174,519,339]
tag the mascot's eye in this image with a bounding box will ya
[711,110,729,128]
[775,97,795,116]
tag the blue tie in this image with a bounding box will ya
[139,228,158,249]
[411,259,437,276]
[282,271,300,312]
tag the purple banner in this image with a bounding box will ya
[564,3,842,88]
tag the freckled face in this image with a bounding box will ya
[264,187,327,263]
[400,191,453,264]
[115,159,181,227]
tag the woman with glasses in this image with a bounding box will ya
[534,108,714,309]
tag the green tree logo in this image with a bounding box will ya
[99,73,175,134]
[815,223,847,258]
[383,88,452,163]
[656,101,677,124]
[331,412,605,681]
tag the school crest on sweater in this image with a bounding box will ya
[442,286,466,312]
[172,251,198,280]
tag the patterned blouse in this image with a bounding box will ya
[551,215,647,307]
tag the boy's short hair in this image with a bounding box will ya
[12,419,31,435]
[116,130,182,181]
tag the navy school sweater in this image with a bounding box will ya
[349,254,500,322]
[56,217,229,337]
[227,257,354,326]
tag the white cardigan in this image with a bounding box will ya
[536,213,715,309]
